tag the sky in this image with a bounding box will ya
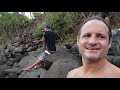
[24,12,44,19]
[9,12,44,19]
[25,12,31,18]
[22,12,33,19]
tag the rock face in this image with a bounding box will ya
[0,29,120,78]
[18,68,47,78]
[44,55,81,78]
[17,46,82,78]
[108,30,120,56]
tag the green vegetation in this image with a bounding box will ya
[33,12,82,44]
[2,12,118,45]
[0,12,43,43]
[33,24,44,38]
[33,12,43,20]
[0,12,32,39]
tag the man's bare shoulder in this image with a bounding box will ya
[67,67,81,78]
[109,62,120,71]
[108,62,120,77]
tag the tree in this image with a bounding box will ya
[0,12,32,39]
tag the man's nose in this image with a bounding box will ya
[88,36,98,45]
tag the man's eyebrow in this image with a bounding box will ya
[96,32,107,35]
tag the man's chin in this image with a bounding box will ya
[86,56,99,61]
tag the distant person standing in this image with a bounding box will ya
[100,12,110,25]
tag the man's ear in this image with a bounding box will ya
[109,38,112,48]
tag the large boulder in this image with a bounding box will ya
[6,61,14,66]
[64,43,74,49]
[7,43,15,52]
[69,44,79,54]
[0,64,12,78]
[0,71,6,78]
[5,68,22,75]
[17,54,38,69]
[107,55,114,63]
[108,30,120,56]
[18,68,47,78]
[0,60,6,65]
[0,64,12,71]
[0,54,7,64]
[13,45,26,53]
[12,53,23,62]
[7,73,18,78]
[16,49,43,69]
[44,54,82,78]
[112,56,120,68]
[44,46,77,63]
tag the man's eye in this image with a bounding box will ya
[99,35,106,39]
[83,34,91,37]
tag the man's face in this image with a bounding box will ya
[44,27,47,31]
[77,19,112,61]
[44,27,50,31]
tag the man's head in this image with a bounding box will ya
[78,16,112,39]
[77,16,112,61]
[44,24,52,31]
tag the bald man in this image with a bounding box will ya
[67,16,120,78]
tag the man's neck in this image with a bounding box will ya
[82,58,108,74]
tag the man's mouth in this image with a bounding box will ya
[86,47,100,50]
[85,44,101,50]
